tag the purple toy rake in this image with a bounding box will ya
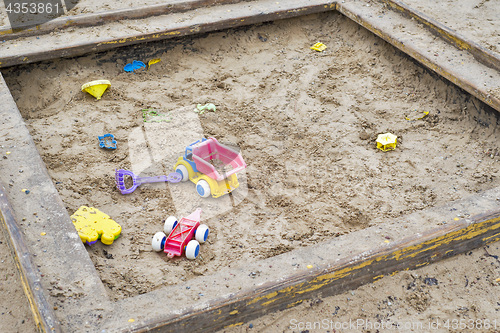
[115,169,182,194]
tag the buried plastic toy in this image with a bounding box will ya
[98,133,117,149]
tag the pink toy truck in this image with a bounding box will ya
[151,208,209,259]
[174,137,247,198]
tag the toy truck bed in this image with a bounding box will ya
[164,208,201,258]
[191,137,246,182]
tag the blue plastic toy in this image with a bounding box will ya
[98,134,117,150]
[124,60,146,73]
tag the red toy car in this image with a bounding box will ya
[151,208,209,259]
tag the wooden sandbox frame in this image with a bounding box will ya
[1,0,500,332]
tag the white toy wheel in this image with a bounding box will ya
[175,165,189,182]
[164,216,178,234]
[152,232,166,252]
[185,240,200,260]
[195,224,209,244]
[196,179,211,198]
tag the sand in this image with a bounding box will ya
[0,4,499,333]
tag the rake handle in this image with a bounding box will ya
[135,175,170,185]
[115,170,181,194]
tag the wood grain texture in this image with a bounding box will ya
[0,0,249,40]
[336,0,500,113]
[380,0,500,72]
[0,183,60,333]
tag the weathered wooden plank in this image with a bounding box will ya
[0,183,60,333]
[336,0,500,113]
[0,72,110,332]
[0,0,248,40]
[0,0,336,68]
[380,0,500,72]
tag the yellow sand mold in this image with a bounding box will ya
[71,206,121,245]
[81,80,111,100]
[376,132,398,151]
